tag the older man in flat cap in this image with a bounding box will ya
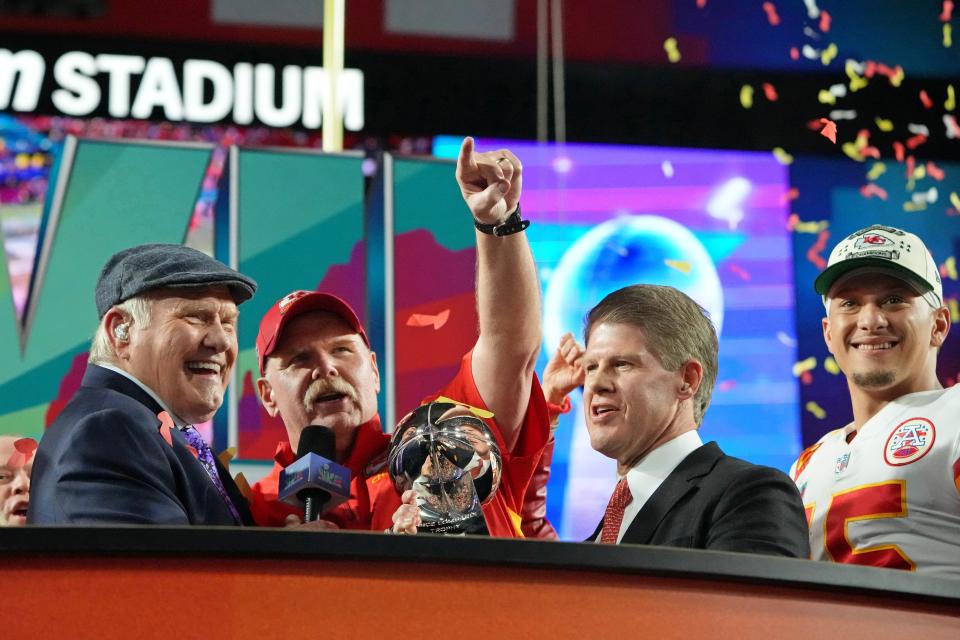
[29,244,257,525]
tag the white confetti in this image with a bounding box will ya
[803,0,820,19]
[907,123,930,136]
[912,187,938,205]
[829,83,848,97]
[777,331,798,348]
[661,160,674,178]
[829,110,858,120]
[802,44,821,60]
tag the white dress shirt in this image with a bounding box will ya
[596,430,703,543]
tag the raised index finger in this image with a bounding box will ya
[457,136,478,178]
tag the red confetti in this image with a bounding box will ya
[187,445,199,459]
[779,187,800,204]
[790,47,800,60]
[729,263,752,281]
[860,184,889,200]
[807,230,830,270]
[13,438,37,455]
[801,371,813,385]
[697,0,707,8]
[945,115,960,138]
[762,2,781,26]
[818,118,838,143]
[406,309,451,330]
[905,155,916,179]
[762,83,779,101]
[819,9,832,32]
[927,161,945,180]
[717,380,737,392]
[920,90,934,109]
[864,61,878,78]
[941,1,954,22]
[892,141,906,162]
[861,146,881,159]
[786,213,799,230]
[157,411,174,447]
[905,134,927,150]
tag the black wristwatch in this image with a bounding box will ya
[474,203,531,237]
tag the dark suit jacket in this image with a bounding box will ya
[28,365,253,526]
[589,442,809,557]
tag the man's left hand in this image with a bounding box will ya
[455,136,522,225]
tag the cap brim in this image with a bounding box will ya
[814,258,935,296]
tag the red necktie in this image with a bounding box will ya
[600,478,633,544]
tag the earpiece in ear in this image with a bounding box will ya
[114,323,129,341]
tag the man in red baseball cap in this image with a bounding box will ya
[248,137,549,536]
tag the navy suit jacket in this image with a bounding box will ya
[589,442,809,558]
[28,365,253,525]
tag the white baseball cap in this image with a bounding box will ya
[814,224,943,307]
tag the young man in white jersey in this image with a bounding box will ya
[791,224,959,578]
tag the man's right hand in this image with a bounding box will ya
[283,514,340,531]
[542,332,585,405]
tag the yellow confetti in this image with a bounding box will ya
[824,357,841,375]
[874,117,894,132]
[913,165,927,181]
[772,147,794,165]
[866,162,887,181]
[820,43,838,65]
[217,446,238,467]
[951,192,960,210]
[903,201,927,212]
[947,85,956,112]
[740,84,754,109]
[435,395,494,419]
[805,401,826,419]
[817,89,837,105]
[664,37,681,63]
[841,142,865,162]
[949,298,960,324]
[794,220,829,234]
[890,67,905,87]
[792,357,817,377]
[665,259,692,274]
[944,257,958,281]
[845,60,868,92]
[233,472,251,498]
[945,23,953,49]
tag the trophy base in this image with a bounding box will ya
[418,510,490,536]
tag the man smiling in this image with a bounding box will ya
[29,244,257,525]
[791,224,960,577]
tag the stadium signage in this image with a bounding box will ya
[0,48,364,130]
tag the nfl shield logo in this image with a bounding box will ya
[834,453,851,477]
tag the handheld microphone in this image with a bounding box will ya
[278,425,351,522]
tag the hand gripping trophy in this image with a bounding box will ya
[388,401,502,535]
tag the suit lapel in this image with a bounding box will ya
[621,442,723,544]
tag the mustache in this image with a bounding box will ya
[303,377,358,410]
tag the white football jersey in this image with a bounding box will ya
[791,385,960,578]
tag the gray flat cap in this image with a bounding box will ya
[95,243,257,318]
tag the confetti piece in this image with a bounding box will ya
[817,90,837,105]
[845,60,869,92]
[889,66,905,87]
[819,9,831,32]
[947,85,956,111]
[920,90,934,109]
[841,142,864,162]
[792,357,817,377]
[874,117,894,132]
[818,118,837,143]
[824,357,841,375]
[941,256,958,280]
[407,309,451,330]
[905,133,927,150]
[697,0,707,7]
[805,401,826,419]
[762,82,778,101]
[729,263,751,281]
[803,0,820,19]
[942,0,955,21]
[905,155,916,182]
[927,161,945,181]
[157,411,174,447]
[794,220,830,234]
[801,371,813,385]
[949,298,960,323]
[661,160,674,178]
[829,110,857,120]
[779,187,800,204]
[946,24,953,48]
[772,147,794,165]
[945,114,960,139]
[665,259,692,274]
[866,162,887,181]
[790,46,800,60]
[233,472,251,499]
[740,84,754,109]
[186,445,199,459]
[435,396,495,419]
[951,192,960,210]
[820,43,838,65]
[907,123,930,136]
[892,141,905,161]
[762,2,781,26]
[776,331,797,347]
[807,230,830,269]
[913,187,938,205]
[802,44,820,60]
[717,380,737,392]
[860,184,888,200]
[217,447,238,468]
[5,438,37,469]
[664,37,681,63]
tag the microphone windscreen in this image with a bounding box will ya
[297,425,336,460]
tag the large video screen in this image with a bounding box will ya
[434,136,801,540]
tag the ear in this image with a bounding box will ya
[104,309,132,360]
[678,359,703,401]
[256,376,279,417]
[822,316,835,355]
[370,350,381,394]
[931,305,951,348]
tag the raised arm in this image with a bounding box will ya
[456,137,541,452]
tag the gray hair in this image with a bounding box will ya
[585,284,719,427]
[88,296,154,365]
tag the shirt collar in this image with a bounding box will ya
[95,363,189,427]
[623,430,703,502]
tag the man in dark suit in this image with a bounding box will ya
[28,244,257,525]
[574,284,809,556]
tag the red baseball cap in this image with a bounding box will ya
[256,290,369,375]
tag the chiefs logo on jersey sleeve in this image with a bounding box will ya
[884,417,936,466]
